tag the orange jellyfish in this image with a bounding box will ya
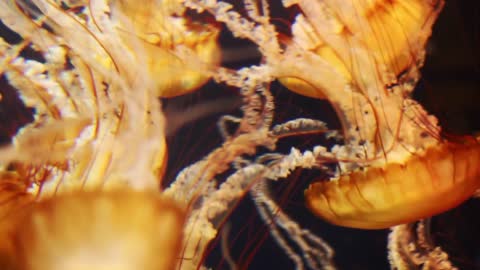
[1,0,478,269]
[0,0,220,269]
[263,0,480,230]
[0,188,185,270]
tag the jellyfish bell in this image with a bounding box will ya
[0,190,185,270]
[0,173,33,224]
[305,139,480,229]
[278,0,441,100]
[109,0,221,98]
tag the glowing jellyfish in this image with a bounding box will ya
[0,0,217,268]
[183,0,476,268]
[271,0,480,231]
[110,0,221,97]
[0,190,185,270]
[0,0,476,269]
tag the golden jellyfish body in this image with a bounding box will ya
[0,190,185,270]
[276,0,480,229]
[305,141,480,229]
[0,0,220,268]
[110,0,221,98]
[279,0,440,99]
[0,0,221,189]
[0,0,476,269]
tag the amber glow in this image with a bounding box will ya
[1,191,185,270]
[306,142,480,229]
[280,0,435,99]
[112,0,221,97]
[0,0,474,269]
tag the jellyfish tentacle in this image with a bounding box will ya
[218,115,243,140]
[219,223,239,270]
[388,219,457,270]
[252,179,336,270]
[271,118,331,139]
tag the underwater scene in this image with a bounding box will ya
[0,0,479,269]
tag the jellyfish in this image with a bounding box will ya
[0,0,309,269]
[273,0,478,231]
[0,0,220,268]
[0,0,477,269]
[182,0,478,268]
